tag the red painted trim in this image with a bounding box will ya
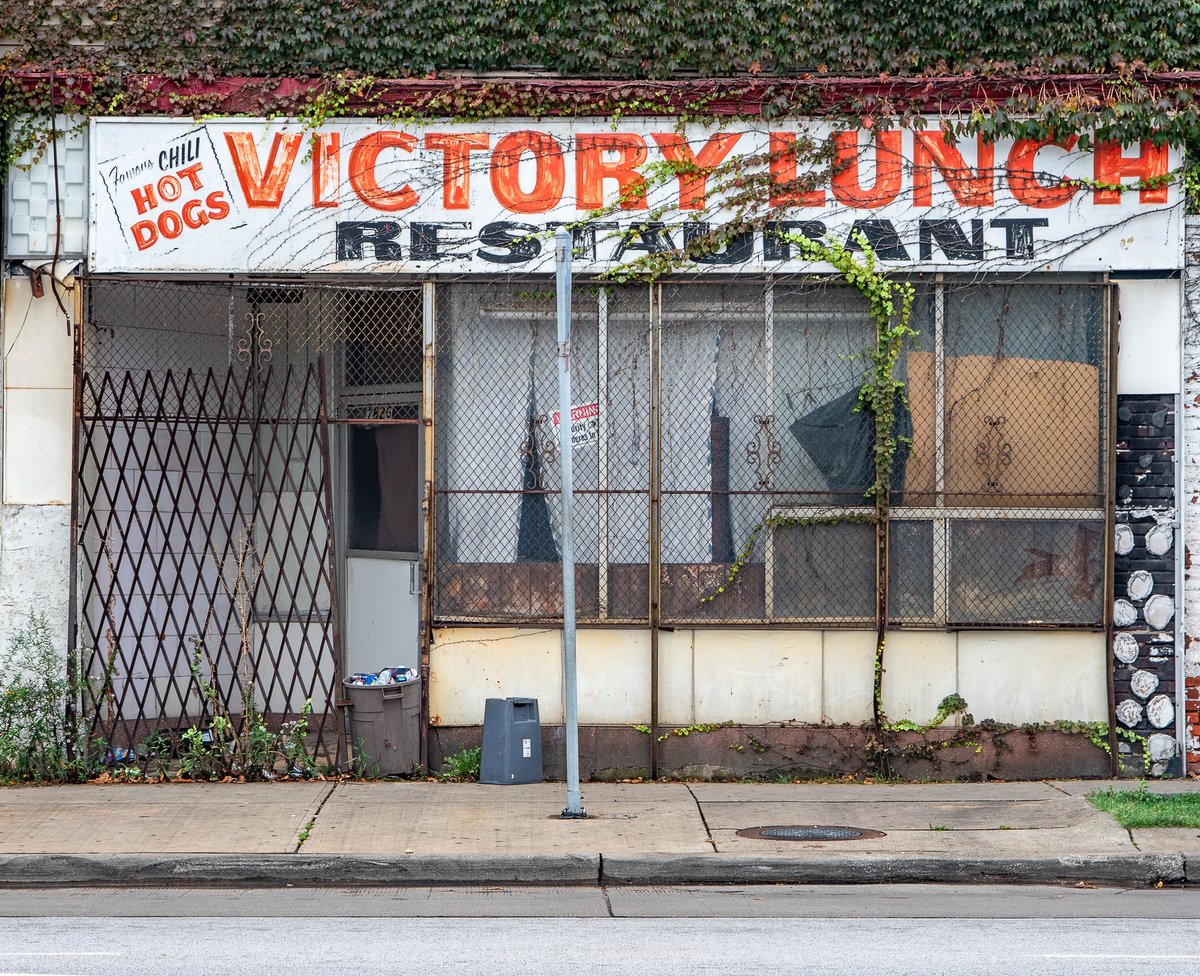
[14,71,1200,116]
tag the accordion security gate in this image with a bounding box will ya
[434,278,1114,632]
[73,280,425,765]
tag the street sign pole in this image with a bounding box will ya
[556,228,585,819]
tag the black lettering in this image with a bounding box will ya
[477,221,541,264]
[410,221,470,261]
[990,218,1049,259]
[611,221,676,261]
[764,220,827,261]
[544,221,616,261]
[919,218,984,261]
[845,219,910,261]
[336,221,403,260]
[683,222,754,265]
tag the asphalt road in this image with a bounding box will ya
[0,885,1198,976]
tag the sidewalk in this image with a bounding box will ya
[0,779,1197,887]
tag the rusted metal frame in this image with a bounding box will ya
[163,368,260,729]
[80,368,254,746]
[316,356,348,768]
[648,282,662,780]
[248,366,341,761]
[324,418,420,426]
[127,369,248,733]
[420,282,437,774]
[65,280,87,757]
[1104,280,1120,776]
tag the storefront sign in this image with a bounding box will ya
[90,119,1184,273]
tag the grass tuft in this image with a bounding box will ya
[1088,784,1200,828]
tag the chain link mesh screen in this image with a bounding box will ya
[432,277,1109,629]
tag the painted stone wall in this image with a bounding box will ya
[1184,217,1200,771]
[1113,394,1181,776]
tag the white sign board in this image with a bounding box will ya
[551,402,600,448]
[90,118,1184,274]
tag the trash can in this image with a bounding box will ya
[479,697,542,784]
[343,676,421,776]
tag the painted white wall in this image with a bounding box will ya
[3,274,74,505]
[429,626,1107,727]
[1115,277,1182,395]
[0,274,75,660]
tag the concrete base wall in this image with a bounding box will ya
[430,626,1109,729]
[0,504,70,656]
[429,724,1112,782]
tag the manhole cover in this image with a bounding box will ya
[736,825,885,842]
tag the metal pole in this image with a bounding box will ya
[556,229,585,819]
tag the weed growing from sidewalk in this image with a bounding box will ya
[1088,783,1200,828]
[439,746,482,782]
[0,612,108,782]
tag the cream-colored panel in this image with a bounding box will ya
[3,277,74,390]
[3,387,73,504]
[657,629,695,727]
[693,630,822,724]
[957,631,1107,723]
[880,631,960,725]
[429,627,564,726]
[576,629,651,725]
[822,630,877,724]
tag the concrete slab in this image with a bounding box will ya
[699,799,1093,831]
[687,782,1064,802]
[302,782,711,855]
[709,818,1136,856]
[1131,828,1200,853]
[0,783,330,854]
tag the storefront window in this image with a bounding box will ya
[433,279,1108,628]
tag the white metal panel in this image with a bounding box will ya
[7,116,88,259]
[1115,277,1182,394]
[345,555,420,675]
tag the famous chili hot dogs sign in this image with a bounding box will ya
[89,118,1183,273]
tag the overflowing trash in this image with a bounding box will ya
[347,667,417,686]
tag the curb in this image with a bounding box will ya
[0,853,600,887]
[0,852,1185,888]
[599,853,1187,886]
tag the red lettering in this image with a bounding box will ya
[131,220,157,251]
[157,174,182,203]
[182,199,209,229]
[224,131,303,208]
[1006,137,1080,208]
[205,191,230,221]
[1094,141,1170,204]
[348,132,419,211]
[311,133,340,209]
[651,132,742,210]
[490,131,565,213]
[157,210,183,240]
[768,132,825,207]
[913,131,995,207]
[425,133,490,209]
[575,133,648,210]
[131,184,157,215]
[831,131,902,209]
[177,162,204,191]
